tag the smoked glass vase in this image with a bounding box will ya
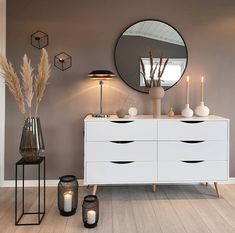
[19,117,45,162]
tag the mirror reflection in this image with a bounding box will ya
[114,20,188,93]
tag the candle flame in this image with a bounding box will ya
[186,76,190,82]
[201,76,204,82]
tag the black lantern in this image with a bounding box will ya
[54,52,72,71]
[31,30,48,49]
[58,175,78,216]
[82,195,99,228]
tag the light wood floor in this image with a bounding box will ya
[1,184,235,232]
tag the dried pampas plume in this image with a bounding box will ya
[0,56,25,115]
[35,48,51,116]
[21,54,34,117]
[0,48,51,117]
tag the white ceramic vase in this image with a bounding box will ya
[181,104,194,118]
[195,102,210,117]
[149,86,165,118]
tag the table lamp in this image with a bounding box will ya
[88,70,115,118]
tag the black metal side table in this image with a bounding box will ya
[15,156,45,226]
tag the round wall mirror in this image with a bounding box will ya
[114,19,188,93]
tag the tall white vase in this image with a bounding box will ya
[149,86,165,118]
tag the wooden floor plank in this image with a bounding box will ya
[162,185,211,233]
[111,186,138,233]
[129,186,162,233]
[195,184,235,230]
[181,185,235,233]
[147,185,187,233]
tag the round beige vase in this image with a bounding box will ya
[149,86,165,118]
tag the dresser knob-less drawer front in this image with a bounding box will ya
[86,141,157,162]
[86,161,157,184]
[158,141,228,161]
[86,120,157,141]
[158,120,228,140]
[158,160,228,182]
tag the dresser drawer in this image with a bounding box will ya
[86,120,157,141]
[158,120,227,140]
[86,161,157,184]
[158,141,228,161]
[158,160,228,181]
[86,141,157,161]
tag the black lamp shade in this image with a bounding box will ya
[88,70,115,79]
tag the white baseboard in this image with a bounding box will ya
[3,179,84,187]
[2,178,235,187]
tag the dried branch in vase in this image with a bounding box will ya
[140,50,169,88]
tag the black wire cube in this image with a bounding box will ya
[58,175,78,216]
[31,30,48,49]
[54,52,72,71]
[82,195,99,228]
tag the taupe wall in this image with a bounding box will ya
[5,0,235,179]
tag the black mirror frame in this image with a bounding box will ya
[114,19,189,93]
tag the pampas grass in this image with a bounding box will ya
[0,48,51,117]
[21,54,34,117]
[0,56,26,115]
[35,48,51,116]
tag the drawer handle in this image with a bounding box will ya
[181,160,205,163]
[181,140,205,144]
[110,141,134,144]
[111,121,133,124]
[181,121,204,124]
[111,161,134,164]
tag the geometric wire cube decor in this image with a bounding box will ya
[31,30,49,49]
[54,52,72,71]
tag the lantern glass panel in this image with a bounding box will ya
[58,175,78,216]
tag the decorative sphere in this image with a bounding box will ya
[128,107,138,116]
[116,109,126,118]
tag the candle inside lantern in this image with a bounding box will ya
[64,192,73,212]
[186,76,190,104]
[201,76,204,102]
[87,210,96,224]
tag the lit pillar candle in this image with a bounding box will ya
[186,76,190,104]
[64,192,73,212]
[87,210,96,224]
[201,76,204,102]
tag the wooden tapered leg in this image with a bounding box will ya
[214,182,220,198]
[152,184,156,192]
[92,185,97,195]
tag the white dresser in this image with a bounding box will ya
[84,115,229,194]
